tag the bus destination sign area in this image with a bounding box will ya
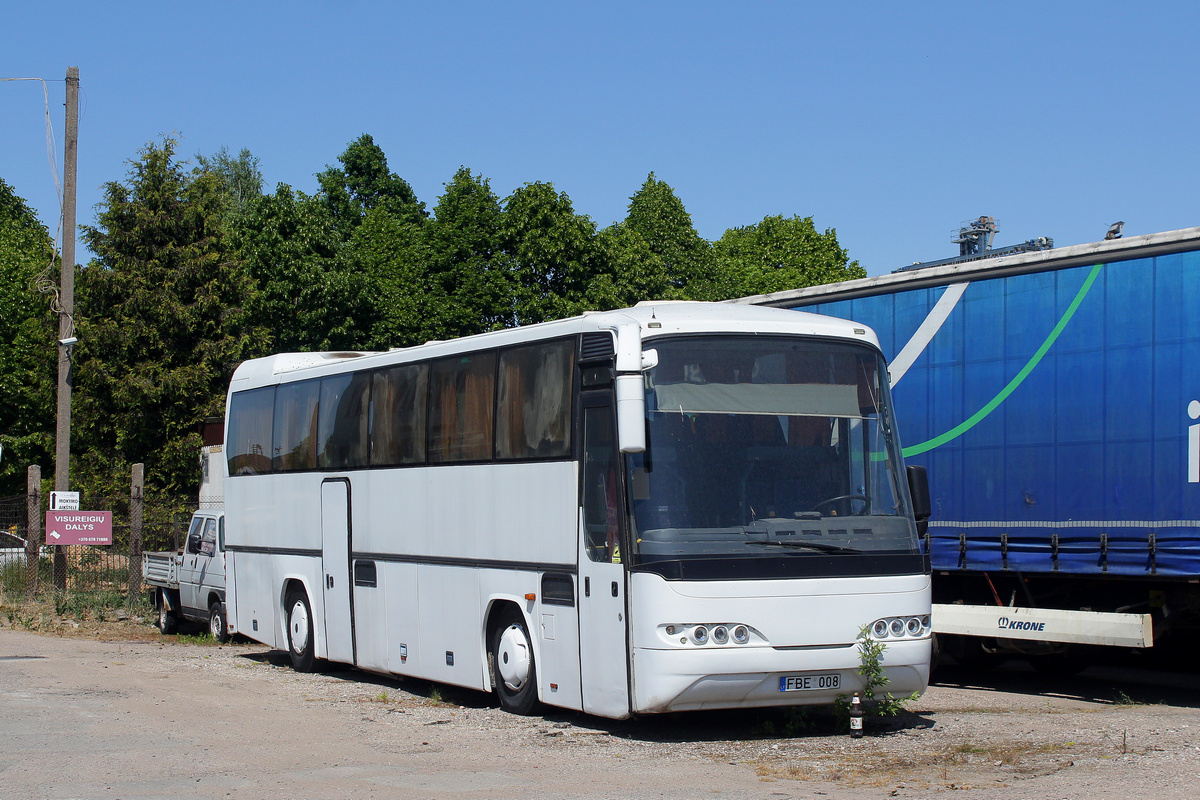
[45,511,113,546]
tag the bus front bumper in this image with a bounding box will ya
[630,637,930,714]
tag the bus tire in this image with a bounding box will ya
[209,601,230,644]
[490,608,538,715]
[157,590,177,635]
[285,588,317,673]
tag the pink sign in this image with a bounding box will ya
[45,511,113,546]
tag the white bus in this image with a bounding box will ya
[222,302,933,719]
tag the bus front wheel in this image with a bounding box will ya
[490,608,538,715]
[285,588,317,673]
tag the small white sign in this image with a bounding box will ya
[49,491,80,511]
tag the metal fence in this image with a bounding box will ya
[0,491,196,601]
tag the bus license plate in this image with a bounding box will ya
[779,674,840,692]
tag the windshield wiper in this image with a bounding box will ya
[745,540,862,555]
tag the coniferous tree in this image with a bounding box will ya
[75,137,263,496]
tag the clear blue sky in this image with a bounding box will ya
[3,2,1197,277]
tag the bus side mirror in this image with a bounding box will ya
[907,465,931,535]
[613,324,655,454]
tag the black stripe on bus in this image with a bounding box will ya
[352,551,577,575]
[226,545,322,558]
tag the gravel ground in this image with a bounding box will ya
[1,611,1199,799]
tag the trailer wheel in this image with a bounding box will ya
[489,607,538,715]
[156,590,177,635]
[209,601,230,644]
[285,588,317,673]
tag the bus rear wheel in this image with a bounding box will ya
[285,588,317,673]
[490,608,538,715]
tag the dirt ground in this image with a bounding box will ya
[1,610,1198,799]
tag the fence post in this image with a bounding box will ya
[26,465,41,599]
[128,463,144,603]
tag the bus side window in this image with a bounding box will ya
[370,363,429,466]
[582,406,620,563]
[318,372,372,469]
[227,386,275,476]
[496,339,574,460]
[429,352,497,463]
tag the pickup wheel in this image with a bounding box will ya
[156,590,177,635]
[209,601,230,644]
[285,588,317,673]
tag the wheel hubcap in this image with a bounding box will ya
[496,623,531,691]
[210,610,221,637]
[289,601,309,654]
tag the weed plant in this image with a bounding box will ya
[834,625,919,730]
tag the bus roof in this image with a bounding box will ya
[229,301,883,387]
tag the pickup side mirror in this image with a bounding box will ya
[906,464,931,536]
[185,532,203,555]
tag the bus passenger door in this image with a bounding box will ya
[578,399,631,718]
[321,478,355,665]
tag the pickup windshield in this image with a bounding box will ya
[626,335,920,570]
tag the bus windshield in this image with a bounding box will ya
[627,335,919,567]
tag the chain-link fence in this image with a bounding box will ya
[0,490,196,601]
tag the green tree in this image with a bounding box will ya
[500,181,600,325]
[623,173,712,298]
[195,146,263,222]
[421,168,513,338]
[75,137,262,497]
[590,221,673,309]
[230,183,375,352]
[351,205,433,349]
[0,179,56,495]
[712,214,865,298]
[317,134,426,236]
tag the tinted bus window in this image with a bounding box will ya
[318,372,372,469]
[227,386,275,476]
[371,363,429,466]
[273,380,319,471]
[429,352,497,463]
[496,339,574,459]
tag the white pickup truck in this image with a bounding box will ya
[142,508,228,642]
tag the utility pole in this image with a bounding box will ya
[53,66,79,591]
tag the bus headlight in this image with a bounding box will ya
[868,616,931,638]
[659,623,757,646]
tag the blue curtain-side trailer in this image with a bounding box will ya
[739,227,1200,668]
